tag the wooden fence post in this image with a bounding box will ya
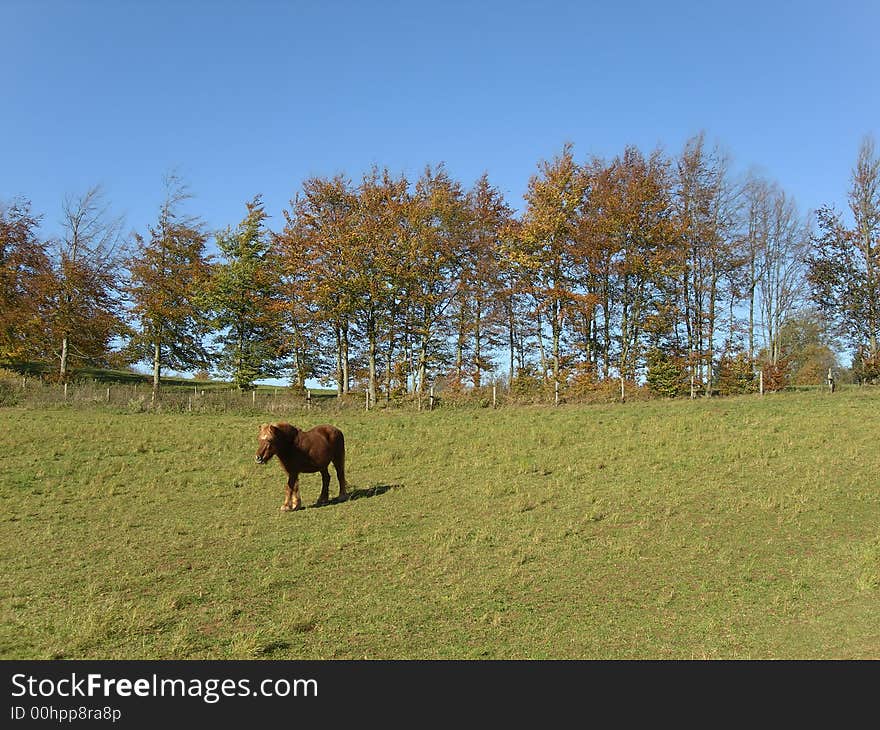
[429,386,434,411]
[307,389,311,410]
[492,384,497,409]
[63,382,68,400]
[106,386,110,402]
[759,369,764,396]
[555,379,560,407]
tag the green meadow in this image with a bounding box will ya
[1,389,879,659]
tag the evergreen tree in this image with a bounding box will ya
[209,196,284,389]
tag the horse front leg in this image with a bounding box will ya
[282,474,301,512]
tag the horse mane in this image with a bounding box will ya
[272,422,298,441]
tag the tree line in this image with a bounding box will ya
[2,133,878,403]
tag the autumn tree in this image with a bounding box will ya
[49,186,125,381]
[591,147,677,395]
[776,309,839,385]
[406,164,470,393]
[277,175,358,395]
[575,157,615,378]
[519,144,587,393]
[209,196,284,389]
[350,167,409,403]
[0,199,55,363]
[808,136,880,371]
[125,175,212,404]
[271,205,326,390]
[453,173,512,387]
[674,134,741,396]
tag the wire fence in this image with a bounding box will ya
[0,377,336,414]
[0,371,858,416]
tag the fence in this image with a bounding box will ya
[1,377,455,414]
[0,372,862,415]
[1,377,565,413]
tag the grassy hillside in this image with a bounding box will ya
[4,361,238,389]
[1,389,878,658]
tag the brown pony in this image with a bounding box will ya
[255,422,348,511]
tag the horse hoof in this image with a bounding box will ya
[280,505,293,512]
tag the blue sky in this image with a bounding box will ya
[2,1,878,379]
[3,0,878,236]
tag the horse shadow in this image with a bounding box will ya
[308,483,403,509]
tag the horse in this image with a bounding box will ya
[255,422,348,511]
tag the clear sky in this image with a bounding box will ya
[3,0,878,240]
[2,0,878,384]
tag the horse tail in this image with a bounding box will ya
[334,430,348,493]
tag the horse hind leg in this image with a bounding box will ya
[316,468,331,506]
[333,449,348,499]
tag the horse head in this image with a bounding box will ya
[255,423,280,464]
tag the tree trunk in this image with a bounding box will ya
[864,227,878,358]
[291,346,302,389]
[367,312,377,407]
[508,295,516,386]
[418,341,428,395]
[602,269,612,378]
[290,316,307,389]
[473,298,482,388]
[384,329,394,404]
[59,226,79,384]
[335,326,343,397]
[341,323,350,395]
[59,335,69,382]
[517,328,526,374]
[536,309,548,382]
[682,260,694,386]
[417,305,430,393]
[706,270,716,397]
[748,253,756,362]
[551,297,560,391]
[385,303,397,403]
[151,340,161,405]
[728,278,735,351]
[236,326,245,390]
[404,305,415,393]
[620,283,629,383]
[455,311,465,384]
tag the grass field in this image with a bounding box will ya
[1,389,879,659]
